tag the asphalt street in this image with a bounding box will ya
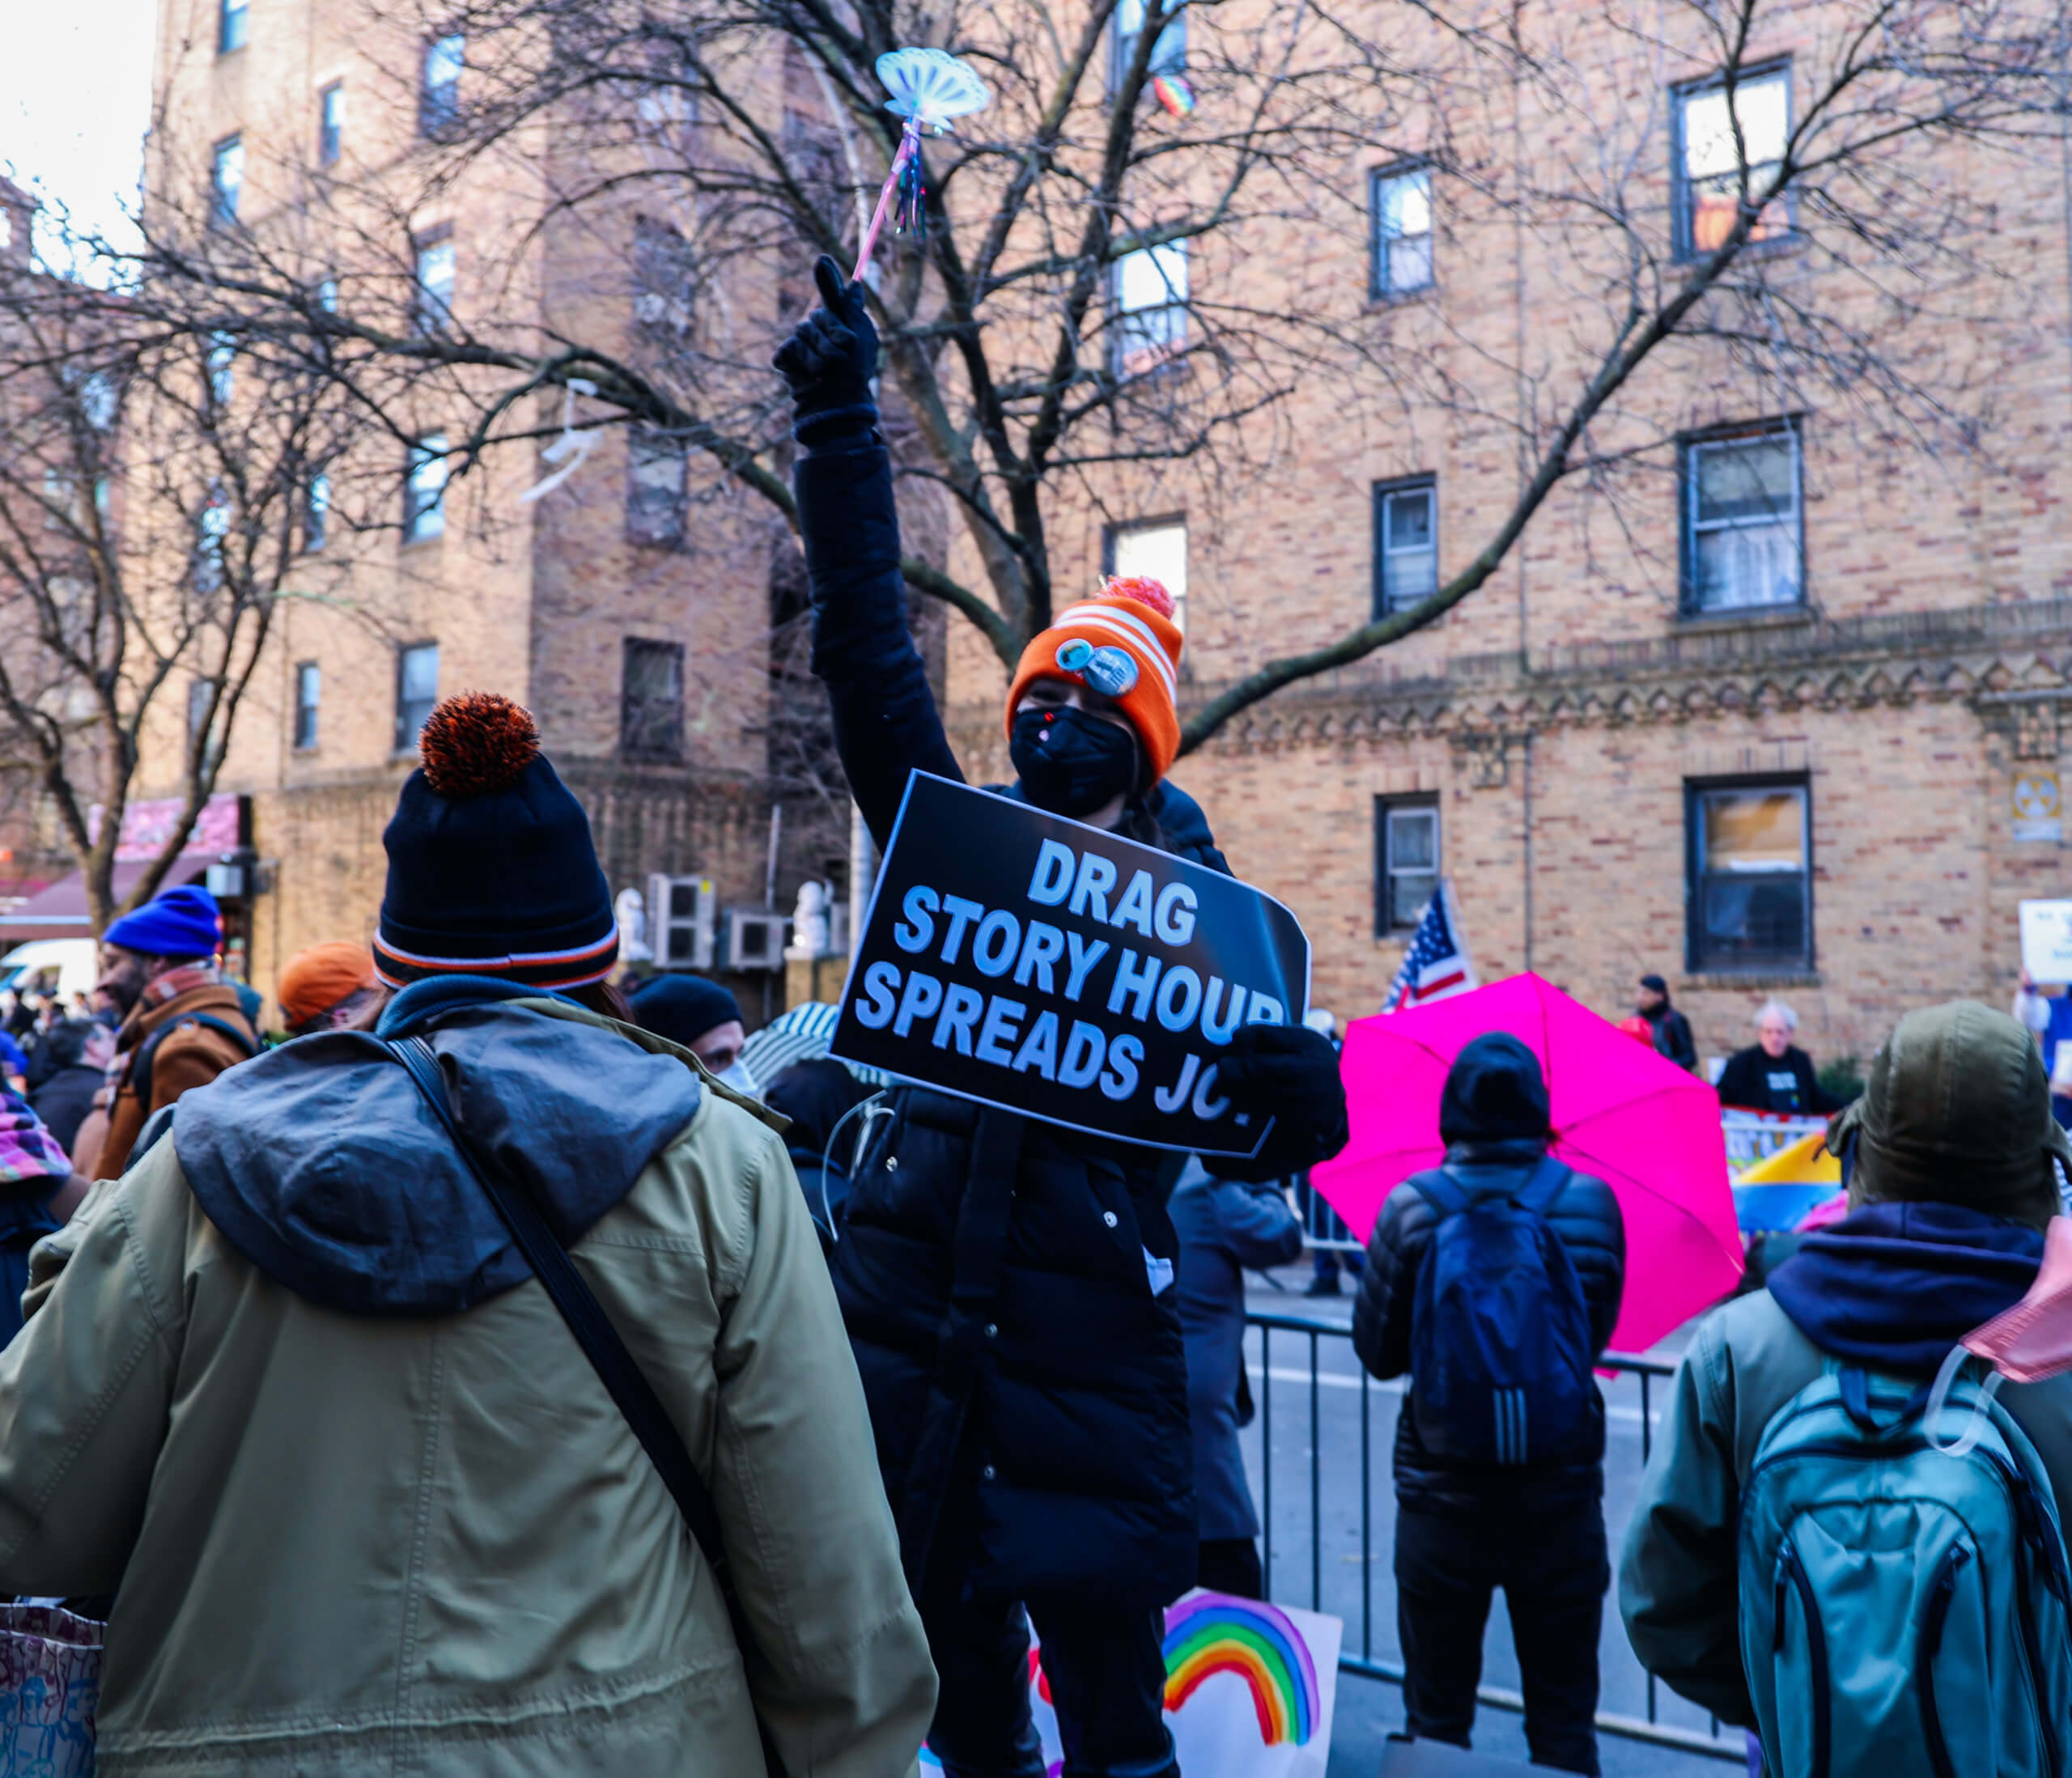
[1238,1265,1742,1776]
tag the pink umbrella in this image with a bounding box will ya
[1312,972,1743,1353]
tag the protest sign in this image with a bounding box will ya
[830,773,1310,1156]
[2023,899,2072,985]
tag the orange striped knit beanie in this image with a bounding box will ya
[1004,578,1184,783]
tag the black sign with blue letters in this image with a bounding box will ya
[830,773,1311,1156]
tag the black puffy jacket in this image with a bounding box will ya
[799,410,1222,1602]
[1352,1038,1625,1519]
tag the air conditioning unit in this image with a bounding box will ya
[648,873,715,970]
[728,910,789,972]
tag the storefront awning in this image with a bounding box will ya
[0,854,214,941]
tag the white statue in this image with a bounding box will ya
[786,881,831,960]
[615,887,652,964]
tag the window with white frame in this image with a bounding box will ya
[319,83,345,166]
[1111,0,1185,96]
[395,643,439,750]
[422,34,465,135]
[1371,164,1433,297]
[1374,477,1437,615]
[1112,240,1187,377]
[1688,779,1811,970]
[414,234,455,333]
[304,473,329,553]
[1674,66,1791,259]
[1376,797,1439,934]
[404,434,448,543]
[210,136,243,229]
[294,662,321,749]
[219,0,248,54]
[1106,519,1187,634]
[206,332,236,407]
[1683,424,1802,613]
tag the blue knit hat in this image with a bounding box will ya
[103,884,223,961]
[372,693,618,991]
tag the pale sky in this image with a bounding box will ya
[1,0,158,261]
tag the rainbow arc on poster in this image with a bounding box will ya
[1161,1593,1321,1746]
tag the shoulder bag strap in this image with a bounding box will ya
[1515,1152,1574,1216]
[385,1038,786,1772]
[1409,1168,1469,1220]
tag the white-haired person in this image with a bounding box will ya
[1715,999,1845,1115]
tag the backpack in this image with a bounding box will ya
[1408,1154,1594,1466]
[1740,1356,2072,1778]
[126,1011,258,1112]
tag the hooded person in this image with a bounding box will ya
[1350,1033,1626,1775]
[775,258,1350,1778]
[0,690,936,1777]
[0,1089,72,1346]
[276,940,383,1037]
[630,974,755,1095]
[1620,1000,2072,1733]
[71,884,258,1181]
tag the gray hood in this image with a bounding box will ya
[173,1004,702,1316]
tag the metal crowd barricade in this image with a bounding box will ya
[1246,1309,1739,1764]
[1720,1108,1829,1175]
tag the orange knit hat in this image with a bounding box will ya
[278,940,379,1028]
[1004,577,1184,784]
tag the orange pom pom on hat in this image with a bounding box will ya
[1004,576,1184,784]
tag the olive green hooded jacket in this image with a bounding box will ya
[0,997,936,1777]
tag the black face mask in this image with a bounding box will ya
[1010,706,1139,818]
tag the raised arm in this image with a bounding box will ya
[776,257,963,851]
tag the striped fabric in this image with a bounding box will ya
[741,1001,890,1089]
[370,924,620,992]
[1492,1386,1530,1466]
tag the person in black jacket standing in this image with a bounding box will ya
[1352,1034,1625,1775]
[775,258,1350,1778]
[1714,998,1843,1114]
[1635,974,1697,1073]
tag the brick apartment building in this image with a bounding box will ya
[929,18,2072,1076]
[117,0,2072,1072]
[127,0,848,1016]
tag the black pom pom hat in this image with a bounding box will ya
[372,692,619,991]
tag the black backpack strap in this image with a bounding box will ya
[1410,1169,1470,1219]
[384,1037,786,1772]
[130,1012,257,1111]
[1515,1152,1574,1216]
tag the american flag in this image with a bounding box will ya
[1382,879,1477,1012]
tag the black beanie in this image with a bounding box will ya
[631,974,743,1050]
[373,692,618,991]
[1438,1032,1552,1145]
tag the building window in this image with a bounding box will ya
[206,332,236,406]
[1112,240,1186,376]
[632,214,693,336]
[622,639,685,761]
[1682,422,1801,613]
[316,274,338,313]
[1673,65,1791,259]
[1688,779,1811,971]
[303,473,329,552]
[1374,477,1437,615]
[194,486,230,592]
[293,662,321,749]
[210,136,243,229]
[188,678,215,751]
[319,83,345,166]
[414,233,454,333]
[1371,164,1433,298]
[1105,518,1188,634]
[1375,797,1439,935]
[395,643,439,751]
[422,34,465,136]
[403,434,448,542]
[219,0,248,54]
[626,429,687,548]
[1111,0,1185,94]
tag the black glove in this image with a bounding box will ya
[773,254,879,431]
[1212,1023,1350,1184]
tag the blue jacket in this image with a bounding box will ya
[1171,1163,1304,1541]
[799,415,1224,1602]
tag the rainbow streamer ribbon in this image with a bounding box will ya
[1161,1593,1322,1746]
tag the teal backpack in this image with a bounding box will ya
[1740,1354,2072,1777]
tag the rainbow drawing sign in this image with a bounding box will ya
[920,1591,1340,1777]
